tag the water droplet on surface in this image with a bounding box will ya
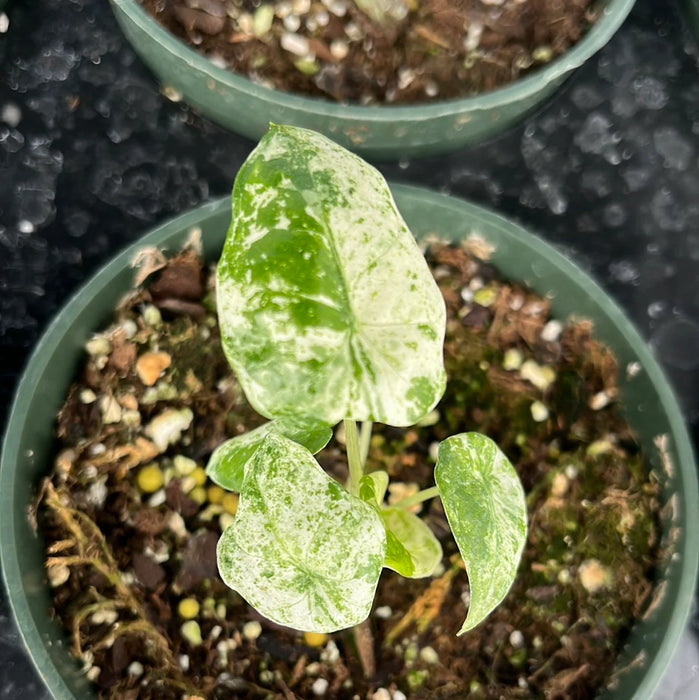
[653,127,694,170]
[652,319,699,370]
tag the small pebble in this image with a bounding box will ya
[136,351,172,386]
[530,400,549,422]
[394,692,407,700]
[312,677,329,696]
[578,559,612,593]
[502,348,523,371]
[145,408,194,451]
[372,689,391,700]
[178,598,201,619]
[509,630,525,648]
[142,304,162,327]
[541,319,563,342]
[148,489,167,507]
[222,492,239,514]
[303,631,328,647]
[281,32,310,56]
[174,454,198,476]
[589,390,612,410]
[127,661,144,677]
[520,360,556,391]
[80,389,97,404]
[207,485,225,504]
[100,395,122,424]
[181,620,203,646]
[243,620,262,641]
[375,605,392,619]
[48,564,70,587]
[137,464,164,494]
[419,646,439,664]
[85,666,101,682]
[219,512,236,531]
[550,473,569,498]
[85,336,111,357]
[179,654,190,671]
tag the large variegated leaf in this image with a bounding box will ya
[217,432,386,632]
[435,433,527,634]
[380,507,443,579]
[216,124,446,427]
[206,418,332,492]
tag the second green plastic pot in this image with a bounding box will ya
[2,186,697,699]
[110,0,636,159]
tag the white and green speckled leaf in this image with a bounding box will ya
[206,418,332,492]
[435,433,527,634]
[380,507,443,579]
[217,432,386,632]
[216,124,446,427]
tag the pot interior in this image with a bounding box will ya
[1,187,696,699]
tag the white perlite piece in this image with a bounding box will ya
[541,319,563,342]
[281,32,310,56]
[242,620,262,640]
[312,678,329,696]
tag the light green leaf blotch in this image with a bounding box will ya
[216,124,446,427]
[358,471,389,506]
[217,433,386,632]
[435,433,527,634]
[206,417,332,492]
[380,507,443,579]
[358,473,441,578]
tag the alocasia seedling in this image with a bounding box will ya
[207,124,527,636]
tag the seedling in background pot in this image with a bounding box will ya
[206,125,527,637]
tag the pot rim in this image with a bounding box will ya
[2,186,696,699]
[110,0,637,121]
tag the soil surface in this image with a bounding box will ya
[37,238,661,699]
[139,0,599,104]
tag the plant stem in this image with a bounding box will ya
[344,419,363,496]
[395,485,440,509]
[359,421,373,466]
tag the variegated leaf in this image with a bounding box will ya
[217,124,446,427]
[358,474,441,578]
[380,507,443,579]
[217,432,386,632]
[206,417,332,492]
[435,433,527,634]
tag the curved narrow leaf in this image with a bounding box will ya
[206,417,332,492]
[217,433,386,633]
[380,507,443,579]
[435,433,527,634]
[216,124,446,427]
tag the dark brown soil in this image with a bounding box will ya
[37,239,661,699]
[139,0,599,104]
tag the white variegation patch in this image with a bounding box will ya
[217,124,446,427]
[435,433,528,634]
[217,433,386,632]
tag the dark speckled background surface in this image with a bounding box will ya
[0,0,697,696]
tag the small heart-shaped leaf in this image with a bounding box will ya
[217,432,386,632]
[206,417,332,492]
[358,474,442,578]
[217,124,446,427]
[435,433,527,634]
[380,507,443,579]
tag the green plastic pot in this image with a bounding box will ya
[1,186,697,698]
[110,0,636,159]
